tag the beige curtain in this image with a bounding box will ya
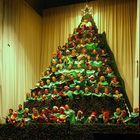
[133,0,139,108]
[0,0,42,123]
[42,0,137,106]
[0,0,4,123]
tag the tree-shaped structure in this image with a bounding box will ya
[23,12,132,122]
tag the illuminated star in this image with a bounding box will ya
[81,4,93,16]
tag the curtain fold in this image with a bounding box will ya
[0,0,42,123]
[42,0,137,106]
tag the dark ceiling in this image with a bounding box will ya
[25,0,96,16]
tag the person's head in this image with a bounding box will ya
[44,88,49,94]
[106,67,112,73]
[60,106,65,113]
[101,49,105,54]
[65,104,70,110]
[64,86,69,91]
[38,91,42,96]
[26,92,31,98]
[41,109,46,114]
[53,88,58,94]
[92,49,97,55]
[95,55,99,61]
[52,106,58,113]
[115,90,119,95]
[134,107,139,113]
[52,76,56,82]
[84,87,89,92]
[75,85,80,90]
[97,67,101,72]
[77,110,83,117]
[46,79,50,84]
[33,109,39,116]
[99,76,105,82]
[60,75,65,81]
[9,109,13,114]
[70,75,74,80]
[121,110,127,117]
[87,55,91,60]
[24,108,29,113]
[32,107,36,113]
[79,76,84,82]
[104,87,109,94]
[40,80,44,86]
[81,48,86,54]
[18,104,22,110]
[94,88,99,93]
[112,76,117,82]
[116,108,121,114]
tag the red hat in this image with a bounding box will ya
[103,111,110,118]
[91,111,97,116]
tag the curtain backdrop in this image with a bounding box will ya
[133,0,139,108]
[0,0,42,123]
[42,0,137,106]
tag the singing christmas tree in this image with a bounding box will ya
[7,5,138,126]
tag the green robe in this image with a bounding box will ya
[64,91,73,99]
[83,91,92,96]
[107,72,114,78]
[92,61,102,67]
[102,93,113,97]
[73,90,84,95]
[17,109,24,119]
[85,43,97,50]
[98,81,109,86]
[64,109,76,124]
[46,93,52,100]
[92,92,102,97]
[75,116,86,124]
[86,70,95,77]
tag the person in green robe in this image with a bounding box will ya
[110,76,120,88]
[83,87,92,96]
[113,107,122,123]
[86,65,95,77]
[105,67,115,78]
[37,91,42,101]
[25,92,34,101]
[73,85,84,96]
[67,75,78,89]
[51,88,62,100]
[85,112,98,124]
[63,86,73,99]
[64,104,76,124]
[92,55,103,67]
[117,109,130,124]
[113,90,123,100]
[43,80,51,90]
[92,87,102,97]
[80,19,92,27]
[129,107,139,123]
[98,76,109,87]
[85,41,97,50]
[50,76,59,90]
[16,104,24,122]
[76,76,87,88]
[102,87,113,97]
[44,89,52,100]
[6,109,14,123]
[75,110,86,124]
[87,75,97,87]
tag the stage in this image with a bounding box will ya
[0,123,140,140]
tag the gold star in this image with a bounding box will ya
[81,4,93,16]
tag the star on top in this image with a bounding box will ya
[81,4,93,16]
